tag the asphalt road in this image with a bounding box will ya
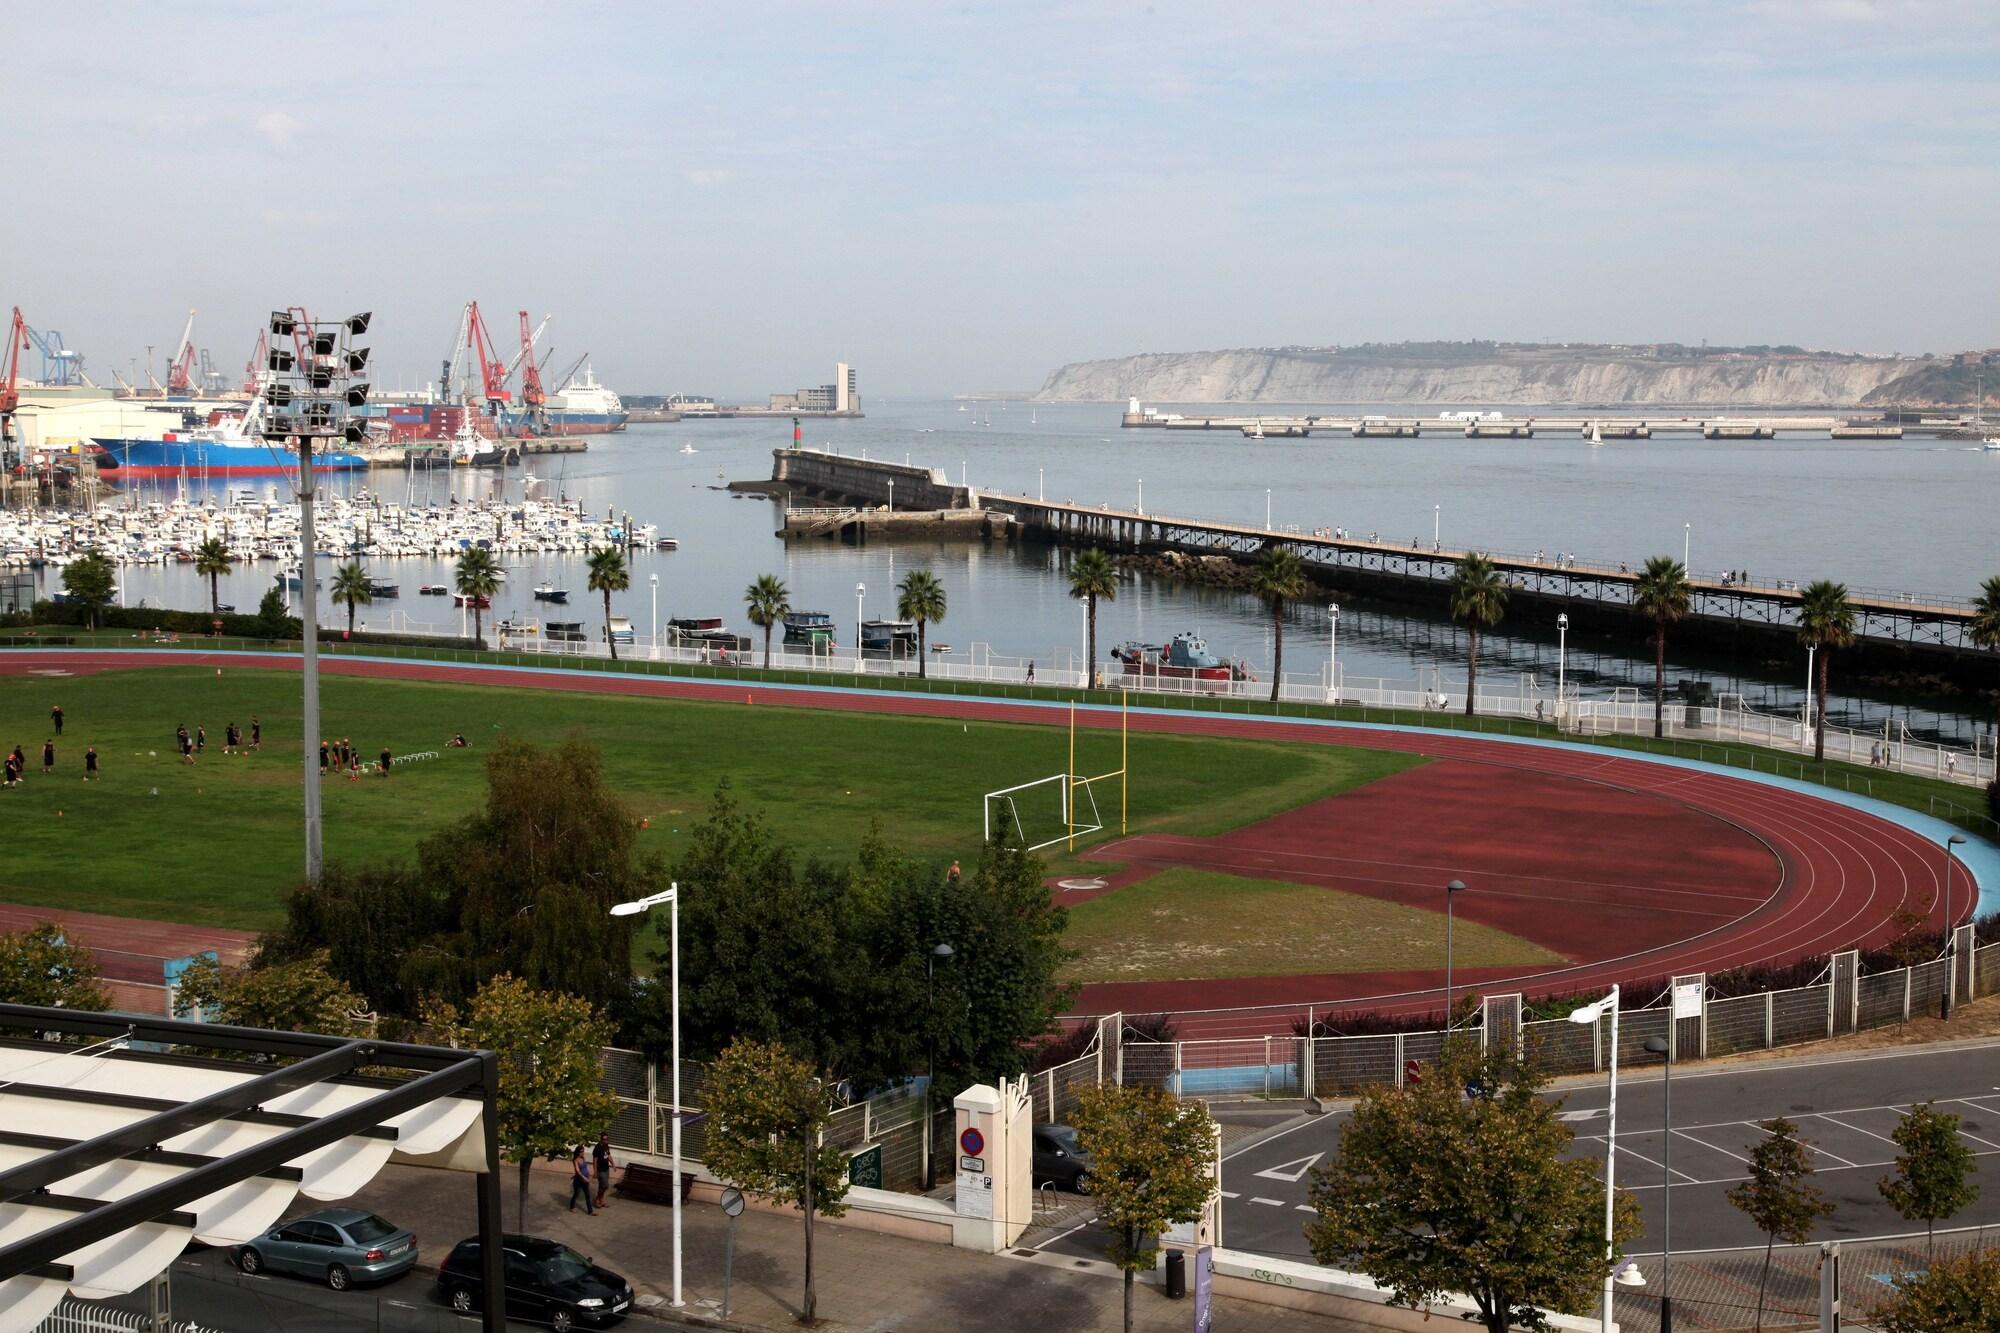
[1220,1038,2000,1264]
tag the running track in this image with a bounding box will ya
[2,649,1974,1038]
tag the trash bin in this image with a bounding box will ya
[1165,1249,1186,1299]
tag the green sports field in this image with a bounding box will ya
[0,667,1422,930]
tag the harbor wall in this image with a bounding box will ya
[773,448,974,510]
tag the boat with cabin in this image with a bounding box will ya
[783,610,836,647]
[1111,632,1252,682]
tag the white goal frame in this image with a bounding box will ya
[984,773,1071,852]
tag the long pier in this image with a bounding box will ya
[769,449,1987,659]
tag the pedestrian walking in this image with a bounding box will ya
[1026,661,1035,684]
[567,1146,595,1214]
[592,1133,615,1209]
[84,746,98,781]
[249,716,261,751]
[379,745,392,775]
[223,723,237,755]
[195,725,206,754]
[42,739,54,775]
[319,740,330,772]
[50,704,63,736]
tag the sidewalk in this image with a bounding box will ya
[355,1161,1362,1332]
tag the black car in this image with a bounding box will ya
[1032,1123,1092,1194]
[437,1235,633,1331]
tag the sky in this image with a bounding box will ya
[3,1,1997,398]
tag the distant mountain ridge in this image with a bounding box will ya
[1035,343,1989,409]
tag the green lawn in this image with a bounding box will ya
[1061,868,1563,983]
[0,667,1418,930]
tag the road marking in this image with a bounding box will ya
[1253,1153,1324,1183]
[1251,1197,1286,1207]
[1220,1190,1241,1199]
[1671,1128,1752,1166]
[1813,1113,1900,1147]
[1939,1102,2000,1150]
[1296,1204,1316,1212]
[1221,1114,1333,1162]
[1030,1214,1099,1250]
[1614,1141,1705,1185]
[1560,1108,1605,1122]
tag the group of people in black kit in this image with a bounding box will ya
[6,704,98,786]
[319,737,397,779]
[174,717,261,764]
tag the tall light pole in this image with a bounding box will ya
[888,479,894,513]
[855,582,866,670]
[1265,489,1272,530]
[1944,834,1968,1019]
[1944,834,1968,924]
[1569,985,1623,1333]
[924,941,956,1189]
[1804,644,1817,739]
[1444,879,1467,1024]
[1683,522,1690,570]
[650,572,658,658]
[1434,504,1440,547]
[1137,478,1143,515]
[1644,1033,1676,1333]
[1037,466,1044,502]
[1328,603,1340,704]
[610,885,682,1308]
[1557,613,1570,730]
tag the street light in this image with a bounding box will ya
[1137,478,1143,515]
[1434,504,1440,548]
[1944,834,1968,1019]
[1683,522,1690,570]
[1265,489,1272,530]
[924,942,956,1189]
[1569,985,1623,1333]
[1944,834,1968,925]
[1556,613,1570,730]
[1443,879,1467,1024]
[1803,644,1817,741]
[610,885,683,1308]
[855,582,866,671]
[1643,1033,1675,1333]
[1327,603,1340,704]
[650,572,659,658]
[1037,466,1044,502]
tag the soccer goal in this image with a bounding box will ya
[984,773,1072,852]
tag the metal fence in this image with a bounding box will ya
[34,1299,214,1333]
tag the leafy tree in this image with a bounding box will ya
[1447,553,1508,717]
[1071,1084,1219,1333]
[194,538,233,615]
[172,950,372,1038]
[1252,546,1309,702]
[1727,1117,1835,1331]
[703,1038,849,1325]
[1972,574,2000,737]
[744,573,789,669]
[1875,1246,2000,1333]
[428,974,621,1228]
[585,545,629,660]
[60,550,116,630]
[1067,548,1118,686]
[0,922,110,1010]
[1633,555,1692,739]
[453,546,502,645]
[895,568,947,677]
[261,863,453,1018]
[330,561,373,636]
[1305,1042,1638,1333]
[1878,1101,1979,1255]
[254,585,297,640]
[1796,580,1855,763]
[416,738,649,1012]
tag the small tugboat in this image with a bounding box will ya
[532,583,570,603]
[669,616,737,647]
[861,618,919,653]
[368,578,400,599]
[418,583,450,596]
[1111,632,1253,682]
[783,610,836,647]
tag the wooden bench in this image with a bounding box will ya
[615,1162,697,1205]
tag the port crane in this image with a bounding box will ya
[465,301,512,418]
[2,308,28,463]
[164,309,198,396]
[243,329,268,394]
[511,311,551,435]
[21,321,91,387]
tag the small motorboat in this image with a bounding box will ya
[679,442,697,454]
[532,584,570,603]
[655,537,679,550]
[454,593,492,609]
[368,579,400,599]
[418,584,450,596]
[929,642,952,654]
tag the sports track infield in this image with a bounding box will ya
[0,649,1976,1039]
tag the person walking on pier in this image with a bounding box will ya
[50,704,62,737]
[592,1132,615,1210]
[1026,661,1035,684]
[567,1145,595,1215]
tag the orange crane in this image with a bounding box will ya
[2,307,28,460]
[516,310,549,434]
[243,328,268,394]
[466,301,511,417]
[165,309,198,396]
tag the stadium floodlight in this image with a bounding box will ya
[268,349,295,373]
[311,331,337,357]
[345,385,369,407]
[264,383,292,407]
[308,369,333,390]
[342,422,367,444]
[1569,983,1623,1333]
[269,312,296,336]
[345,347,370,373]
[344,311,372,335]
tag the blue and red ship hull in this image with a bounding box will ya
[91,436,367,478]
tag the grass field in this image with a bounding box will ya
[0,667,1421,930]
[1060,868,1563,982]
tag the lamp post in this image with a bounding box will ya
[855,581,866,672]
[1038,467,1044,502]
[1444,879,1467,1024]
[650,572,658,658]
[1683,522,1690,570]
[610,885,682,1307]
[1557,613,1570,730]
[888,479,894,513]
[1804,644,1817,741]
[1265,489,1272,530]
[1328,603,1340,704]
[1434,504,1440,548]
[924,941,956,1189]
[1643,1033,1675,1333]
[1943,834,1968,1019]
[1137,478,1143,515]
[1569,984,1623,1333]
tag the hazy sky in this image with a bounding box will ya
[4,2,1996,397]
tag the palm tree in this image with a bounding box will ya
[1067,548,1119,687]
[330,561,373,637]
[1633,555,1694,739]
[454,546,502,645]
[744,573,790,669]
[1447,553,1508,717]
[896,569,948,678]
[586,545,631,660]
[1972,575,2000,739]
[1252,546,1309,702]
[1797,579,1855,762]
[194,537,232,615]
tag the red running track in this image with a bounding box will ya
[1,650,1958,1038]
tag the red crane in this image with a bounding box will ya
[517,310,547,432]
[243,328,268,394]
[165,309,198,396]
[466,301,512,416]
[1,307,28,455]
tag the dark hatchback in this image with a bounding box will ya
[1032,1123,1093,1193]
[437,1235,633,1331]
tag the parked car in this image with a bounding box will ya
[1032,1123,1092,1194]
[234,1208,417,1290]
[437,1235,633,1331]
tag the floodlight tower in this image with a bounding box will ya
[259,306,372,881]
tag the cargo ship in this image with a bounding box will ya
[1111,632,1253,683]
[91,412,366,478]
[499,366,628,437]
